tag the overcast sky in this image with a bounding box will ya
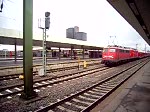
[0,0,150,51]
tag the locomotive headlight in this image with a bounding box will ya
[103,55,114,58]
[110,56,114,58]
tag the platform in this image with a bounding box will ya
[91,60,150,112]
[0,56,92,67]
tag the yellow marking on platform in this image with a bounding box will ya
[83,61,87,69]
[19,75,24,79]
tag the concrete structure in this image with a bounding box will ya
[0,26,102,50]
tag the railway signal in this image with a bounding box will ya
[38,12,51,76]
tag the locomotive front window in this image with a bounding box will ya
[103,48,108,52]
[109,49,116,52]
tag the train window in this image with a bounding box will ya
[103,48,108,52]
[109,49,116,52]
[124,50,129,53]
[120,49,124,52]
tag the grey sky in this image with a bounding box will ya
[0,0,149,51]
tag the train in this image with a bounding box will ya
[101,45,150,66]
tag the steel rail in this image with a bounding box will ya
[0,61,100,81]
[0,66,109,98]
[35,59,149,112]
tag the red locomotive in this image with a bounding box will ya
[101,45,149,65]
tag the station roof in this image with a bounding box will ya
[107,0,150,45]
[0,28,103,50]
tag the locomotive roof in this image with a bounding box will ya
[105,45,137,50]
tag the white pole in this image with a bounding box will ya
[5,50,6,58]
[42,28,45,76]
[44,28,47,75]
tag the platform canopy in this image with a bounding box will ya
[107,0,150,45]
[0,28,103,50]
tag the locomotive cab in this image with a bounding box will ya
[102,47,118,65]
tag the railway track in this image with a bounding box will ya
[34,58,149,112]
[0,59,100,81]
[0,65,109,99]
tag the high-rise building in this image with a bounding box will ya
[75,32,87,41]
[66,26,87,41]
[74,26,79,32]
[66,28,75,39]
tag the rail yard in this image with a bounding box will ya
[0,57,149,112]
[0,0,150,111]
